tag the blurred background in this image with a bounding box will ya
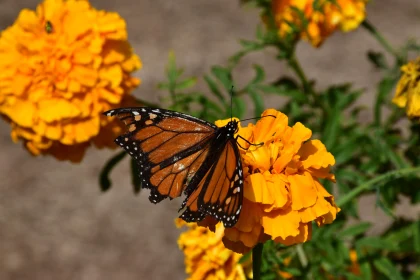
[1,0,420,279]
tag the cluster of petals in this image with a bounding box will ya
[176,219,250,280]
[0,0,141,161]
[393,57,420,118]
[204,109,339,253]
[271,0,367,47]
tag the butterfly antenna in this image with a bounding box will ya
[239,115,276,122]
[230,86,234,121]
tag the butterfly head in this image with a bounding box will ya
[227,119,239,135]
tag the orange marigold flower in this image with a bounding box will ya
[271,0,367,47]
[210,109,339,253]
[176,219,250,280]
[393,57,420,118]
[0,0,141,162]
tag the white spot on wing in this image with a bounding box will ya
[132,111,140,115]
[174,163,185,171]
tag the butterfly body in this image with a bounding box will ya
[104,107,243,227]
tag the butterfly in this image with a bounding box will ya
[104,107,252,228]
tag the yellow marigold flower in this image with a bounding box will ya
[393,57,420,118]
[210,109,339,253]
[176,219,249,280]
[0,0,141,162]
[271,0,367,47]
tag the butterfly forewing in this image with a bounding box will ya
[105,108,216,203]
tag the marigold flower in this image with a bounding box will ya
[393,57,420,118]
[271,0,367,47]
[176,219,250,280]
[208,109,339,253]
[0,0,141,161]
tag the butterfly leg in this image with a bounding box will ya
[235,135,264,150]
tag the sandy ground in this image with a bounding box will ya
[1,0,420,279]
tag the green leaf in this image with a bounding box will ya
[175,77,197,90]
[367,51,388,69]
[99,151,127,191]
[130,158,141,194]
[238,250,251,264]
[204,75,226,105]
[375,188,397,218]
[256,85,306,101]
[373,257,404,280]
[248,87,264,116]
[338,222,372,238]
[211,66,233,91]
[356,236,399,251]
[414,221,420,253]
[239,39,262,50]
[250,64,265,85]
[322,106,341,149]
[334,136,364,166]
[198,96,224,114]
[281,267,302,276]
[374,77,397,125]
[369,128,410,169]
[337,89,363,109]
[359,262,372,280]
[167,51,178,85]
[157,82,170,90]
[341,272,362,280]
[385,221,416,246]
[229,41,264,67]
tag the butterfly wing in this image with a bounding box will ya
[104,107,217,203]
[180,138,243,228]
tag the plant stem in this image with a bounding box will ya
[336,166,420,207]
[296,244,308,267]
[362,20,400,59]
[253,243,264,280]
[288,54,313,97]
[288,54,327,112]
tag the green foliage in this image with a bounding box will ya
[100,1,420,279]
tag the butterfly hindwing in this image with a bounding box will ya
[105,107,217,203]
[179,138,243,228]
[200,140,243,227]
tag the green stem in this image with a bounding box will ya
[288,54,328,112]
[296,244,308,267]
[336,166,420,207]
[362,20,399,59]
[288,54,313,97]
[252,243,264,280]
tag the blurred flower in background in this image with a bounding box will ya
[0,0,141,162]
[271,0,367,46]
[203,109,339,253]
[393,57,420,118]
[176,219,251,280]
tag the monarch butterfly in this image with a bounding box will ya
[104,107,259,227]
